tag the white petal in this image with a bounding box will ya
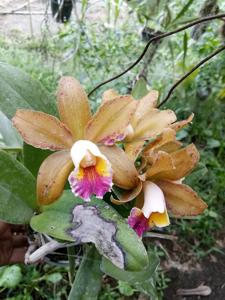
[70,140,108,167]
[142,181,166,218]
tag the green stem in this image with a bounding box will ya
[67,245,76,284]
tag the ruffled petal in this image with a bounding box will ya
[111,180,143,204]
[128,207,149,237]
[37,150,74,205]
[99,145,139,190]
[153,144,200,181]
[156,180,207,217]
[85,96,137,145]
[57,77,91,140]
[69,140,112,201]
[102,89,119,104]
[170,113,194,132]
[128,108,177,142]
[12,110,73,150]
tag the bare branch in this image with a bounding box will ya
[88,13,225,97]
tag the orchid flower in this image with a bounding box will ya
[102,88,178,161]
[110,126,207,237]
[12,77,137,204]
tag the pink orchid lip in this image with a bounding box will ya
[69,140,113,201]
[128,208,149,237]
[69,166,112,201]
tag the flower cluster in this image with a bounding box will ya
[12,77,207,237]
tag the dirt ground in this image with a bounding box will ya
[0,0,107,37]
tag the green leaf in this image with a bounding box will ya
[0,265,22,288]
[118,281,136,296]
[30,190,149,271]
[0,62,57,119]
[131,78,149,99]
[0,150,37,223]
[0,111,22,149]
[44,273,63,284]
[101,250,159,283]
[173,0,195,23]
[68,246,102,300]
[23,143,52,177]
[182,32,188,71]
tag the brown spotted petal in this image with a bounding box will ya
[154,144,200,181]
[144,128,182,156]
[124,140,145,161]
[130,108,177,142]
[170,113,194,132]
[131,90,159,129]
[99,145,139,190]
[102,89,119,104]
[57,76,91,140]
[111,180,143,205]
[145,151,175,179]
[37,150,74,205]
[12,110,73,150]
[156,180,207,217]
[85,96,137,145]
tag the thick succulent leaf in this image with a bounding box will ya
[99,145,139,190]
[101,249,159,284]
[31,190,148,271]
[154,144,200,181]
[130,109,177,141]
[0,111,22,149]
[85,96,137,144]
[37,150,74,205]
[57,77,91,140]
[157,180,207,217]
[0,62,56,119]
[13,110,74,150]
[0,150,36,224]
[131,77,149,99]
[24,144,52,177]
[68,246,102,300]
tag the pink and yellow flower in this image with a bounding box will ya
[12,77,137,204]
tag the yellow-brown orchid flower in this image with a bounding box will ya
[12,77,137,205]
[102,88,178,161]
[111,127,207,236]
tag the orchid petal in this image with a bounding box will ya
[131,90,159,128]
[157,180,207,217]
[102,89,119,104]
[148,210,170,228]
[69,140,112,201]
[37,150,74,205]
[142,181,166,218]
[12,110,73,150]
[145,151,175,179]
[170,113,194,132]
[154,144,200,181]
[57,77,91,140]
[124,140,145,161]
[144,128,182,157]
[99,145,139,190]
[85,96,137,144]
[128,207,149,237]
[129,109,177,142]
[111,180,143,204]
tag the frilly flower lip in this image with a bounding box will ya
[69,140,112,201]
[128,181,170,237]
